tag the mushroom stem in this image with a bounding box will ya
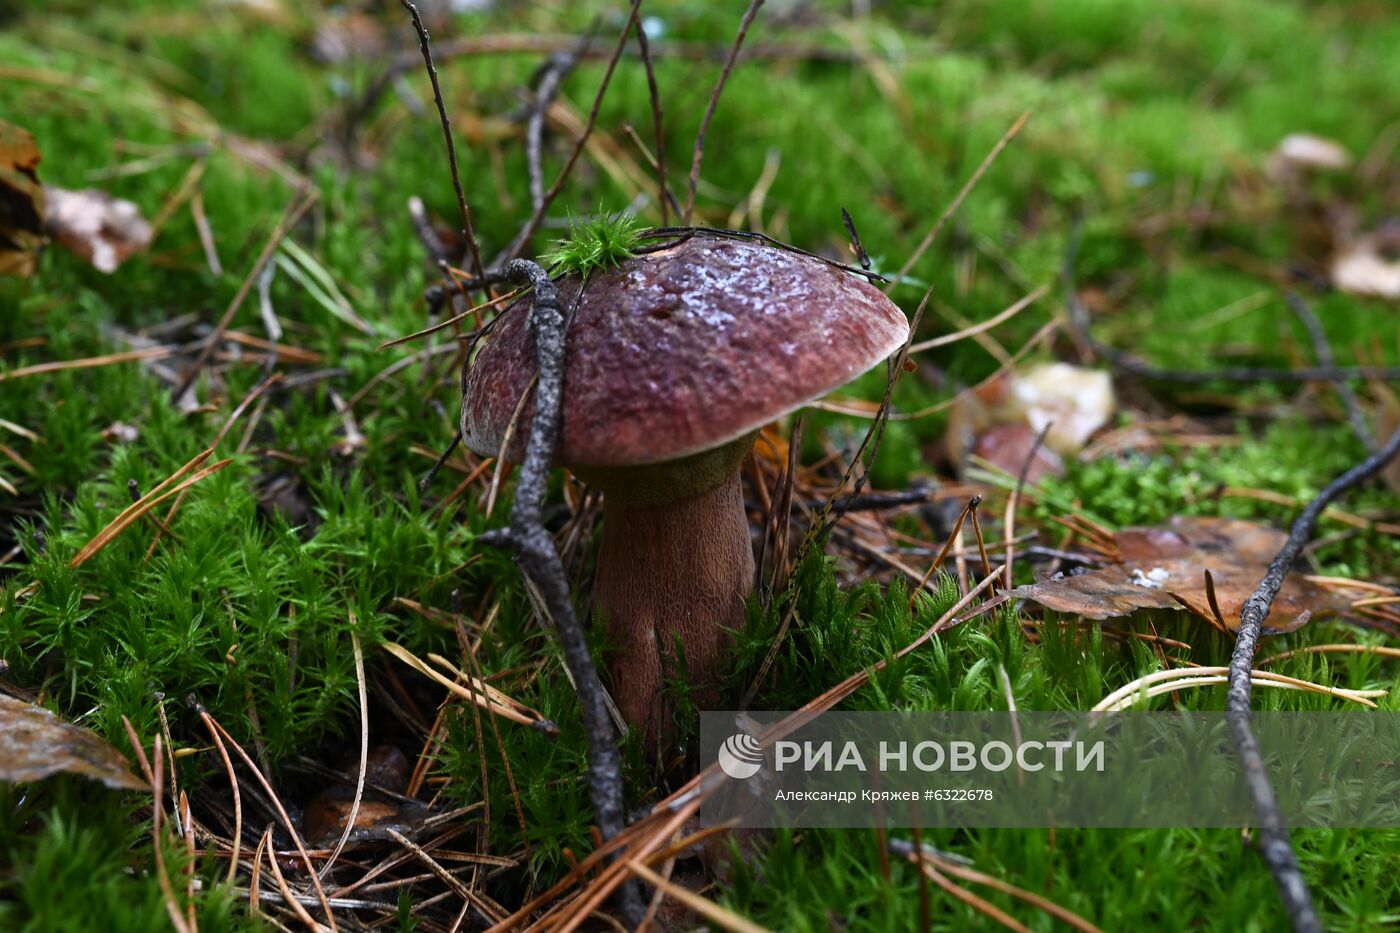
[594,470,754,744]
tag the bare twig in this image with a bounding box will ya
[525,44,588,213]
[1226,421,1400,933]
[476,260,641,923]
[635,23,671,225]
[191,191,223,277]
[638,225,886,283]
[805,285,932,547]
[886,111,1031,292]
[1062,221,1400,384]
[407,195,453,265]
[500,0,644,265]
[197,709,242,887]
[0,347,173,383]
[173,189,316,400]
[318,626,367,880]
[399,0,488,292]
[121,722,193,933]
[908,496,979,609]
[740,279,935,698]
[196,704,339,931]
[1002,422,1052,589]
[968,498,992,593]
[385,829,504,925]
[908,284,1046,353]
[683,0,765,223]
[891,839,1104,933]
[840,207,871,271]
[1284,292,1375,450]
[378,288,521,350]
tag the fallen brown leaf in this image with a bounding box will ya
[44,185,153,273]
[971,423,1064,484]
[0,693,145,790]
[301,746,428,847]
[302,796,429,847]
[0,118,45,278]
[1008,516,1352,634]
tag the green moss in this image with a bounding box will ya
[2,0,1399,927]
[541,211,643,277]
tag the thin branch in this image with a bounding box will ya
[683,0,765,223]
[1062,221,1400,384]
[634,23,671,225]
[637,225,887,283]
[805,285,934,548]
[1226,420,1400,933]
[1284,292,1375,450]
[318,626,367,880]
[886,111,1031,293]
[525,44,588,214]
[909,284,1046,353]
[500,0,645,265]
[399,0,488,292]
[197,704,339,931]
[407,195,453,265]
[377,287,521,350]
[1002,422,1051,589]
[173,189,316,400]
[197,710,242,887]
[840,207,871,271]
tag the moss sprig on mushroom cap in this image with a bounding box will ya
[541,210,643,277]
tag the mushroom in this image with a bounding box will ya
[461,234,908,743]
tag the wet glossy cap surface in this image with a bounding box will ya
[461,234,909,466]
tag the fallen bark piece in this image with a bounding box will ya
[1008,516,1352,634]
[0,693,146,790]
[302,793,430,847]
[44,185,153,273]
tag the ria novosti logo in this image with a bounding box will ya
[717,733,764,779]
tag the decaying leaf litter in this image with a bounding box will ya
[3,0,1400,930]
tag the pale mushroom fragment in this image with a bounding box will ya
[1269,133,1352,178]
[1331,226,1400,300]
[461,234,908,742]
[947,362,1115,479]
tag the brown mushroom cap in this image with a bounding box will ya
[461,234,909,467]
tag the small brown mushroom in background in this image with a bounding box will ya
[462,234,908,745]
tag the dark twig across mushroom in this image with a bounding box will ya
[1226,421,1400,933]
[475,261,632,880]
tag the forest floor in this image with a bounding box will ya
[2,0,1399,929]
